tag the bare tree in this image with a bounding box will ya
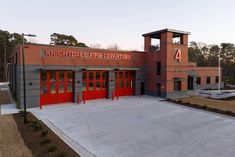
[106,43,121,50]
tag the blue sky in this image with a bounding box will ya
[1,0,235,50]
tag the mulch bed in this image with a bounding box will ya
[13,112,81,157]
[167,99,235,117]
[0,91,11,104]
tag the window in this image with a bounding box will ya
[151,38,160,52]
[156,62,161,76]
[59,72,64,81]
[59,84,64,93]
[115,71,134,89]
[67,82,73,92]
[172,33,183,44]
[67,71,73,81]
[174,79,181,91]
[41,71,47,83]
[196,77,201,85]
[206,77,211,84]
[50,71,56,81]
[40,84,47,95]
[215,76,219,83]
[172,36,181,44]
[50,84,56,94]
[83,71,107,91]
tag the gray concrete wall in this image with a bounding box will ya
[107,71,115,99]
[74,70,82,103]
[18,65,40,108]
[134,70,145,96]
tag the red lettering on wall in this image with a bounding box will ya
[44,50,132,60]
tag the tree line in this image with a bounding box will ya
[188,42,235,84]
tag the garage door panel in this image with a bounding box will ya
[82,71,108,101]
[115,71,134,97]
[40,71,74,106]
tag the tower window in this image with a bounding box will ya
[172,33,183,44]
[151,38,160,52]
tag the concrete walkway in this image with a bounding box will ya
[0,82,19,116]
[30,96,235,157]
[0,115,33,157]
[0,104,19,115]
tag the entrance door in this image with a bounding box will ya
[156,83,161,96]
[40,71,74,105]
[115,71,134,97]
[82,71,108,100]
[140,82,145,95]
[188,76,194,90]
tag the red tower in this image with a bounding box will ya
[143,29,191,98]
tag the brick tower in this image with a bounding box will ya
[143,29,190,98]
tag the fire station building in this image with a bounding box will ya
[10,29,221,108]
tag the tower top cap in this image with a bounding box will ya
[142,28,190,39]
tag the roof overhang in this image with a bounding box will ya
[142,28,191,39]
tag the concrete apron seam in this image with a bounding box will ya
[32,113,95,157]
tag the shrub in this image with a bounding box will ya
[211,108,218,112]
[16,101,20,109]
[202,106,207,109]
[27,118,33,124]
[31,119,38,124]
[48,145,57,152]
[41,130,48,137]
[32,123,42,132]
[58,152,67,157]
[19,110,24,115]
[40,137,51,145]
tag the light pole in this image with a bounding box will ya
[218,47,222,94]
[22,33,36,124]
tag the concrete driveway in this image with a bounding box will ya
[30,96,235,157]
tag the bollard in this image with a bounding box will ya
[83,98,86,104]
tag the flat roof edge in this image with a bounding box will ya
[142,28,191,37]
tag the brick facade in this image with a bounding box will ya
[10,29,222,108]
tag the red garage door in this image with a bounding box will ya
[115,71,134,96]
[82,71,108,100]
[40,71,74,106]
